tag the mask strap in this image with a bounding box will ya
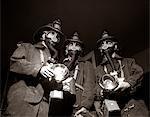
[39,50,45,64]
[104,65,108,74]
[118,60,125,78]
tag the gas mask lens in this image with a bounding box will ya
[98,40,115,51]
[46,31,60,43]
[68,42,81,51]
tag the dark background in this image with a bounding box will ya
[1,0,149,111]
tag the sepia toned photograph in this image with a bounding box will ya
[1,0,149,117]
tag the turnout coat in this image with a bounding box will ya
[6,42,96,117]
[95,54,149,117]
[74,60,96,110]
[6,42,51,117]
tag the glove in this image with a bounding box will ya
[40,63,54,81]
[74,107,87,117]
[62,77,73,92]
[74,107,94,117]
[114,78,130,91]
[62,77,76,94]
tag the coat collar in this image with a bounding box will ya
[34,41,47,49]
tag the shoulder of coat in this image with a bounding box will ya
[121,57,135,63]
[17,41,33,48]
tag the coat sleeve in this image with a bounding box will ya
[81,61,96,109]
[125,58,143,92]
[10,43,43,77]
